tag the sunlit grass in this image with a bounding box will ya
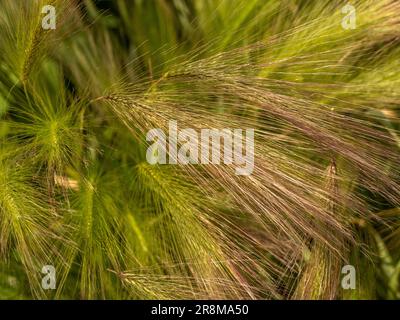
[0,0,399,299]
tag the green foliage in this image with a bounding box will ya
[0,0,399,299]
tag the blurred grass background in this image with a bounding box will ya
[0,0,399,299]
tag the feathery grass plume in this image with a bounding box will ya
[95,0,399,298]
[0,0,399,299]
[5,62,84,222]
[54,167,128,299]
[0,0,81,86]
[118,162,274,299]
[9,70,83,174]
[0,145,55,298]
[293,160,346,299]
[100,43,399,239]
